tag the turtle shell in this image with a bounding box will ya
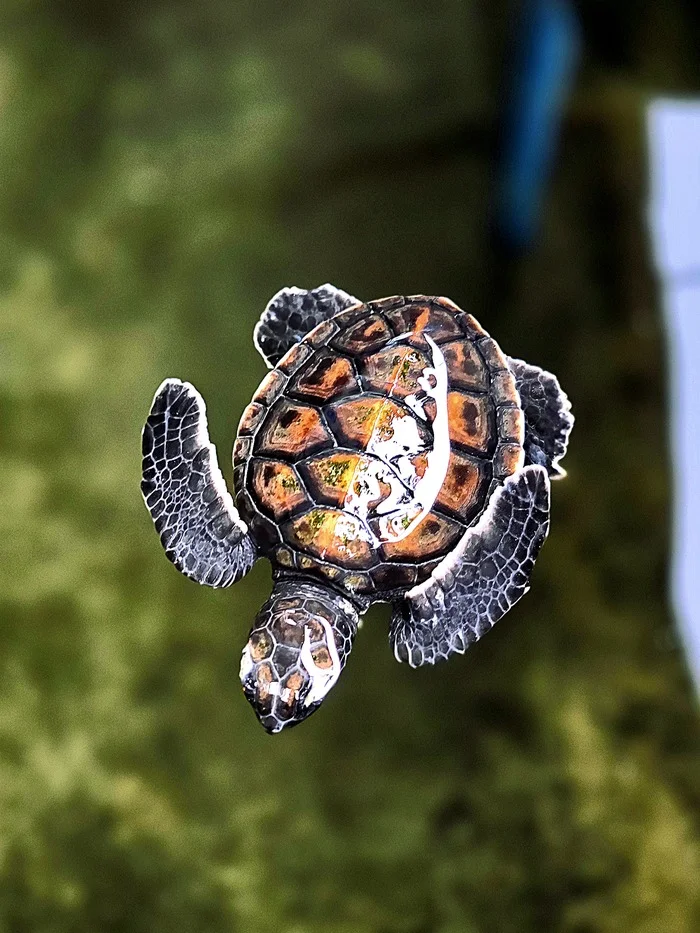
[234,296,524,600]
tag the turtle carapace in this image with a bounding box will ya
[141,285,573,733]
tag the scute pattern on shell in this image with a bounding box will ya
[236,296,525,602]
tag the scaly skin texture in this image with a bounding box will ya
[239,580,359,733]
[141,380,256,587]
[390,465,550,665]
[506,356,574,478]
[254,284,360,368]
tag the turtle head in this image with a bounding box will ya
[240,580,359,734]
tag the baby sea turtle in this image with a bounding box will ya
[141,285,573,733]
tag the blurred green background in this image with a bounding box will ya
[1,1,700,931]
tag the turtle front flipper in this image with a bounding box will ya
[507,357,574,478]
[389,465,550,667]
[141,379,257,587]
[254,283,360,368]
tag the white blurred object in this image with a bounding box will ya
[648,99,700,689]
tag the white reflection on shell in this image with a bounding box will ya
[343,335,451,545]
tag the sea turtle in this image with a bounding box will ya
[141,285,573,733]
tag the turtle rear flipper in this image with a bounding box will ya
[141,379,257,587]
[507,357,574,478]
[254,283,360,368]
[389,465,550,667]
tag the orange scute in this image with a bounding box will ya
[251,460,308,520]
[256,400,332,457]
[447,391,490,452]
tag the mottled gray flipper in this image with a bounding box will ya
[141,379,257,587]
[390,466,550,667]
[254,283,361,368]
[507,357,573,478]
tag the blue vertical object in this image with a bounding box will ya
[495,0,581,252]
[648,100,700,693]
